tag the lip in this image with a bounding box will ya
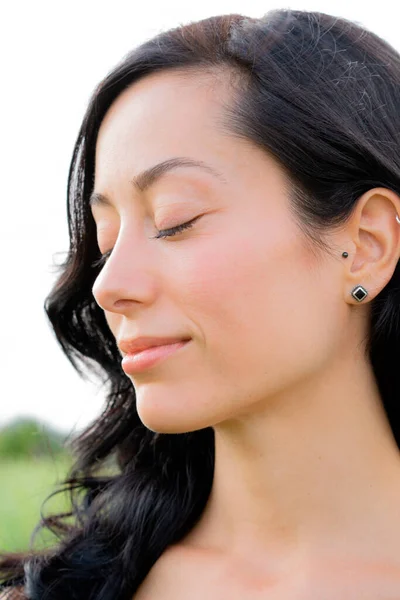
[118,336,191,355]
[121,340,190,374]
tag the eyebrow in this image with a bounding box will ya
[89,157,227,209]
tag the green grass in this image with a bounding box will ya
[0,455,72,552]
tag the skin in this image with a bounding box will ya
[91,69,400,596]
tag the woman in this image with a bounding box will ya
[1,7,400,598]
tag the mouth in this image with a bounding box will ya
[121,339,191,374]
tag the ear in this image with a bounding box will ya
[342,187,400,304]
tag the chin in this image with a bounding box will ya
[136,399,224,435]
[134,382,236,433]
[137,410,212,434]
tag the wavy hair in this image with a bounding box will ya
[1,8,400,599]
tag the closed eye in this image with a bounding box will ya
[151,215,201,239]
[91,215,201,269]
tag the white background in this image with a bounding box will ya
[1,0,399,434]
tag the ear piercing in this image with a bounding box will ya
[341,213,400,301]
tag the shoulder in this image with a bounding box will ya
[134,544,224,600]
[135,547,183,599]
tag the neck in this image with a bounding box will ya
[185,347,400,567]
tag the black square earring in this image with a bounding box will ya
[351,285,368,302]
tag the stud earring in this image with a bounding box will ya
[351,285,368,302]
[396,214,400,224]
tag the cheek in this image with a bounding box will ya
[175,224,309,334]
[176,228,339,398]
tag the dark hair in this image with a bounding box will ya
[2,8,400,599]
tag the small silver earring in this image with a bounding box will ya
[396,214,400,224]
[351,285,368,302]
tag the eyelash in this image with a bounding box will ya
[91,216,199,269]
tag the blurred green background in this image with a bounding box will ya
[0,418,72,552]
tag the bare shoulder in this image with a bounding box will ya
[134,547,180,600]
[134,544,400,600]
[134,546,193,600]
[134,544,222,600]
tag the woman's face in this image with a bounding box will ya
[91,70,344,433]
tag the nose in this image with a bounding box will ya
[92,236,158,314]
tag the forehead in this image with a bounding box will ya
[93,70,290,206]
[94,71,239,183]
[98,69,229,136]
